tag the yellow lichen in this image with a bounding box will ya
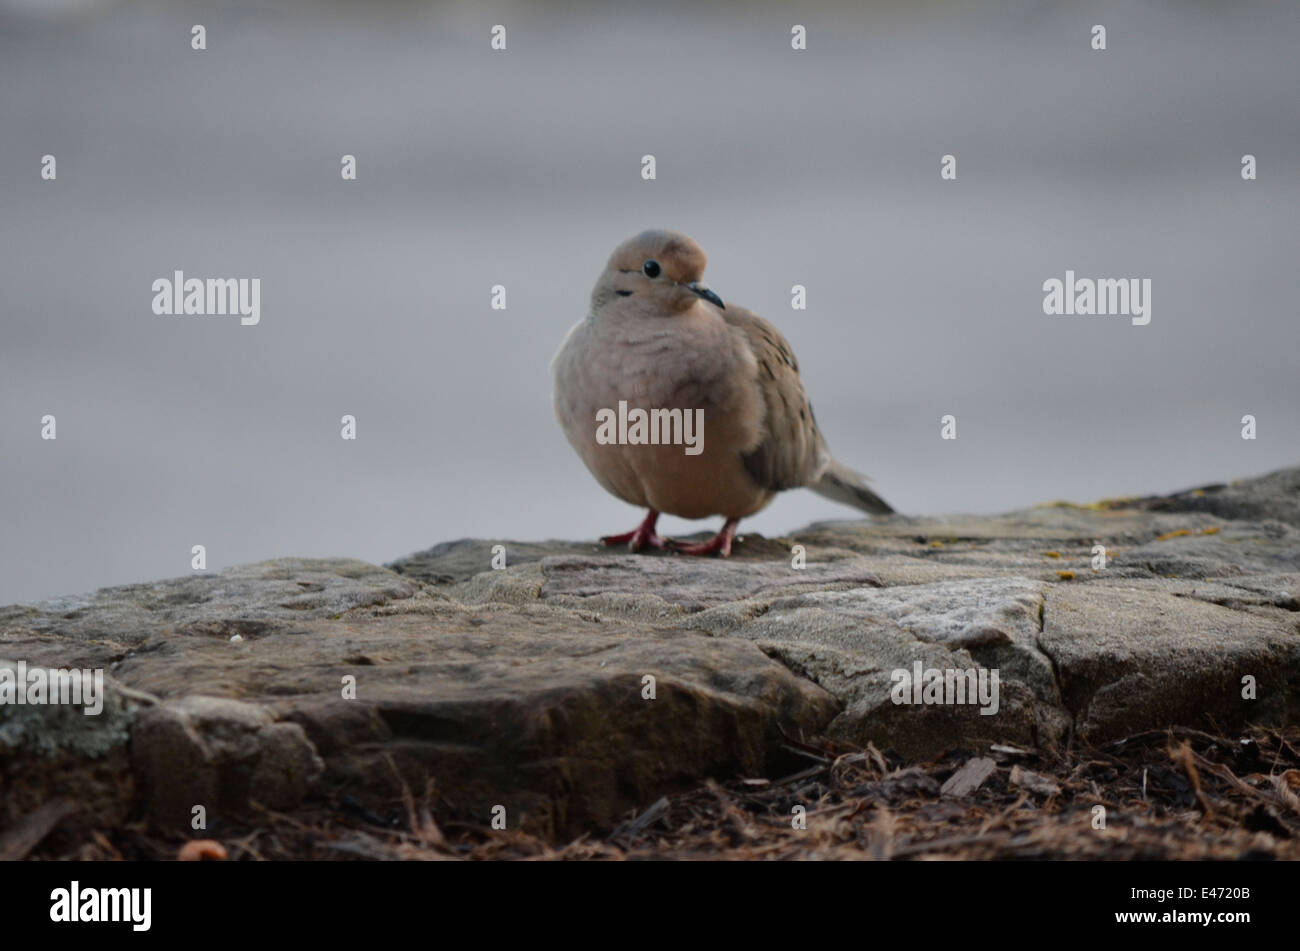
[1038,496,1137,512]
[1156,529,1191,541]
[1056,570,1075,580]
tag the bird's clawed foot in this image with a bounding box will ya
[667,518,739,558]
[601,510,669,553]
[602,513,740,557]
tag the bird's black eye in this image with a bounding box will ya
[642,259,661,278]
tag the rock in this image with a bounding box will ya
[941,757,997,797]
[1131,467,1300,528]
[1038,583,1298,742]
[2,465,1299,843]
[131,696,324,832]
[388,538,599,585]
[1,566,837,839]
[0,557,426,666]
[387,534,802,587]
[0,659,139,835]
[677,576,1066,755]
[1009,765,1062,797]
[0,659,132,758]
[535,554,881,614]
[265,612,838,837]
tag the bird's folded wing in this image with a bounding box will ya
[723,306,828,491]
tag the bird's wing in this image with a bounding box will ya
[722,306,829,491]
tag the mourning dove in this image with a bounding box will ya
[552,229,892,557]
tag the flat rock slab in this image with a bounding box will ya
[536,554,882,613]
[3,466,1298,842]
[1039,583,1299,741]
[677,576,1066,754]
[2,578,837,839]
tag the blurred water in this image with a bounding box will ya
[2,0,1298,603]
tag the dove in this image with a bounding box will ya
[552,230,892,557]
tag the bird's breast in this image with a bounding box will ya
[553,311,769,518]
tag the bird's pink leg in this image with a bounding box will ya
[601,509,668,552]
[670,518,739,558]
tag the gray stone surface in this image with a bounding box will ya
[2,465,1298,839]
[1130,467,1300,529]
[131,696,324,831]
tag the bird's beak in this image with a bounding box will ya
[686,281,724,309]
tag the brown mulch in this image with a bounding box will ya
[25,725,1300,861]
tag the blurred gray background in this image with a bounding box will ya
[2,0,1297,604]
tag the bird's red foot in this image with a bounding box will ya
[601,510,667,552]
[668,519,739,557]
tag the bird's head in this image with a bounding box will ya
[593,230,724,315]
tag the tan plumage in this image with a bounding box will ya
[552,230,891,556]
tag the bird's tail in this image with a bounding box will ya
[812,458,894,515]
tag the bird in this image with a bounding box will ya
[552,230,892,557]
